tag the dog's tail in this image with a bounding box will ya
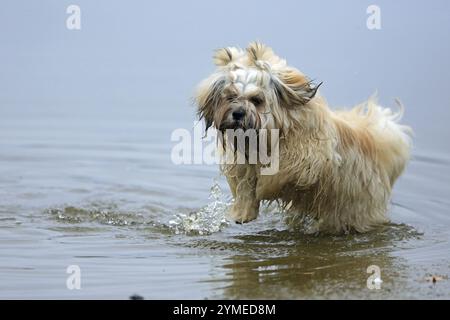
[366,94,413,184]
[355,93,413,148]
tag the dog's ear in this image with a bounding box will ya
[273,68,322,107]
[213,47,243,67]
[195,75,225,132]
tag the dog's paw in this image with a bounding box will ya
[228,205,258,224]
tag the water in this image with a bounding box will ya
[1,0,450,299]
[0,103,449,299]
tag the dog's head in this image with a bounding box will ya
[195,42,322,133]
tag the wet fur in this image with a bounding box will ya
[195,42,412,233]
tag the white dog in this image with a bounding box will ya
[195,42,412,233]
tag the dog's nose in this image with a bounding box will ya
[232,108,246,120]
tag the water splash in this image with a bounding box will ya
[168,180,230,235]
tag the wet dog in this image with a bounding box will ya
[195,42,411,233]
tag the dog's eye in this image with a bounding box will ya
[227,94,238,102]
[250,96,263,106]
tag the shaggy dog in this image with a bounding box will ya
[195,42,411,233]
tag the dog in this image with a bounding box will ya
[195,42,412,233]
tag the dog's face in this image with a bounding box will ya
[214,67,269,131]
[195,42,322,133]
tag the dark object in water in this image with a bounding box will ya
[424,275,446,284]
[129,294,144,300]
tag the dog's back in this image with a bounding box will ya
[280,95,413,233]
[332,96,412,186]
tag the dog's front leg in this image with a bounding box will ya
[225,164,259,224]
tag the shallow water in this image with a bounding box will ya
[1,103,449,299]
[1,0,450,299]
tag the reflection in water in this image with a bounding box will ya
[172,201,423,299]
[216,227,417,299]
